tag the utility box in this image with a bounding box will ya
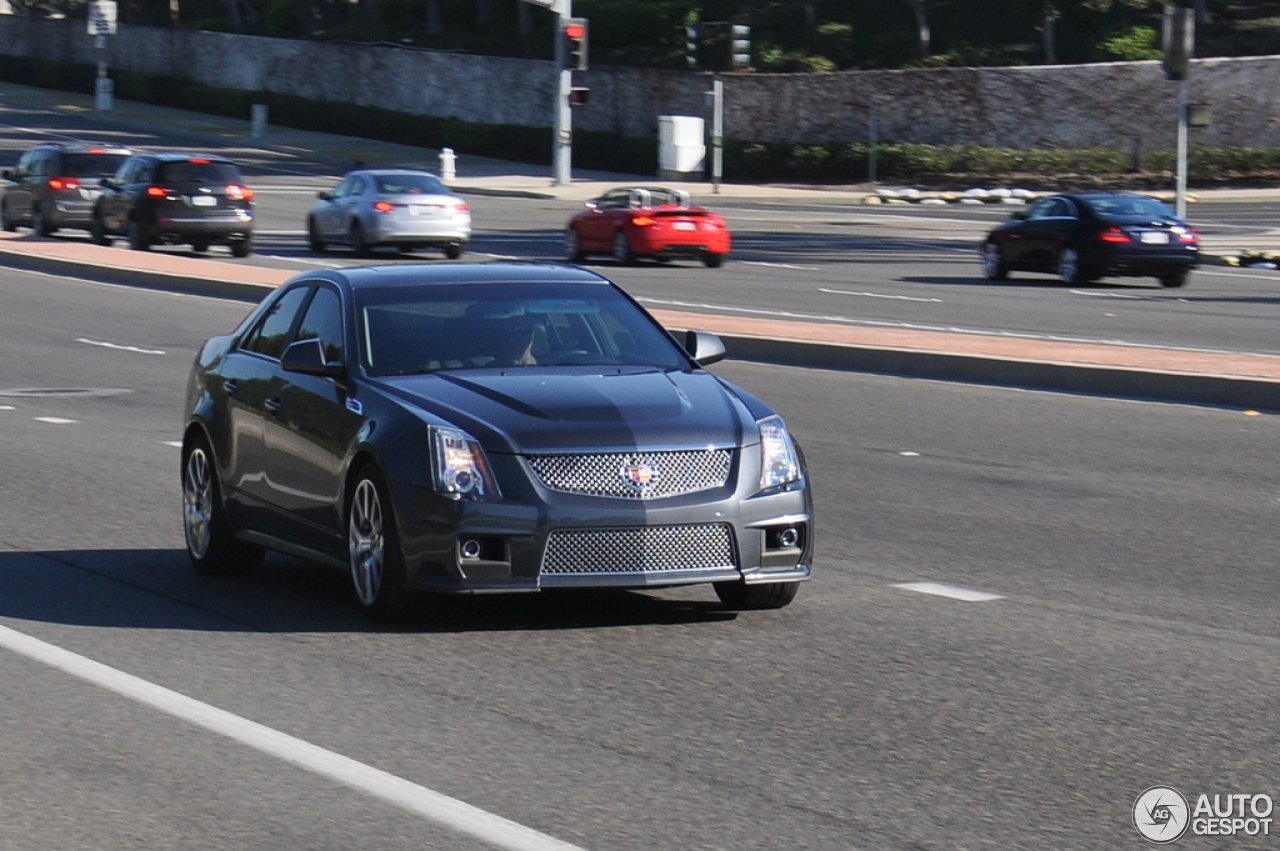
[658,115,705,181]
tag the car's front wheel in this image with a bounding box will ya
[90,212,111,246]
[182,435,264,576]
[714,579,800,610]
[0,200,14,232]
[565,227,584,262]
[348,467,410,622]
[982,241,1008,280]
[307,217,326,253]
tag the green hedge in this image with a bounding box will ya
[7,59,1280,186]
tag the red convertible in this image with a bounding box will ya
[565,186,731,268]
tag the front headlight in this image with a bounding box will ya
[758,415,802,490]
[431,425,499,500]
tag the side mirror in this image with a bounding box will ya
[584,200,599,211]
[317,190,333,201]
[100,178,117,190]
[281,338,346,380]
[684,329,726,367]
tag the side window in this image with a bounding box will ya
[31,152,52,177]
[332,176,355,198]
[294,286,345,364]
[240,286,311,360]
[15,150,36,177]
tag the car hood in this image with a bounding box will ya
[375,367,757,454]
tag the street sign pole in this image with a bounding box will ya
[88,0,117,111]
[553,0,573,186]
[710,76,723,194]
[1176,78,1188,220]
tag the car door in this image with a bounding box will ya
[319,175,357,239]
[579,189,627,250]
[1019,196,1078,268]
[261,283,364,544]
[100,157,149,233]
[219,284,313,528]
[8,149,45,222]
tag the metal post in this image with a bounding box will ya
[868,98,878,185]
[1175,78,1188,219]
[553,1,573,187]
[711,76,723,194]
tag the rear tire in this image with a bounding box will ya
[444,242,463,260]
[230,236,252,258]
[1057,246,1087,285]
[714,580,800,611]
[191,240,210,253]
[182,434,264,576]
[611,230,635,265]
[350,221,370,257]
[347,466,411,622]
[127,219,151,251]
[33,204,54,237]
[703,253,724,268]
[1159,268,1190,288]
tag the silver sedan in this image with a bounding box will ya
[306,169,471,258]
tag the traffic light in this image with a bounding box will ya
[1162,6,1194,81]
[562,17,588,71]
[685,24,700,69]
[568,86,590,107]
[730,23,751,70]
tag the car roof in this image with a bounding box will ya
[33,142,132,154]
[137,152,238,163]
[350,168,443,177]
[305,262,615,291]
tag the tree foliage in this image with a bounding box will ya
[11,0,1280,71]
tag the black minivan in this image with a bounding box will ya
[1,142,132,236]
[92,152,255,257]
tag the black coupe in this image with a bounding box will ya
[981,193,1199,288]
[182,263,813,620]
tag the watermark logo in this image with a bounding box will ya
[1134,786,1190,844]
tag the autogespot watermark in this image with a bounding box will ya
[1133,786,1275,843]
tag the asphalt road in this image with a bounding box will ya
[7,98,1280,362]
[4,266,1280,849]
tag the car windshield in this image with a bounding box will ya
[62,153,129,177]
[375,174,448,195]
[358,281,691,376]
[1088,195,1177,220]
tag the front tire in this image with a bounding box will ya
[182,435,264,576]
[90,212,111,246]
[348,467,410,622]
[0,200,14,232]
[982,241,1008,280]
[307,217,326,253]
[565,227,584,262]
[714,580,800,611]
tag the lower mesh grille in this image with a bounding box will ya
[541,524,736,575]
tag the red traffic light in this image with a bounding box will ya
[564,23,585,39]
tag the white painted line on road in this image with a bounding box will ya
[0,405,14,411]
[899,451,920,457]
[0,622,588,851]
[34,417,76,425]
[820,287,942,303]
[163,440,184,448]
[893,582,1004,602]
[739,261,822,271]
[77,338,166,355]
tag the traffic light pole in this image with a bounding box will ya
[1176,78,1188,220]
[553,1,572,186]
[710,76,723,194]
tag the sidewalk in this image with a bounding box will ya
[4,81,1280,411]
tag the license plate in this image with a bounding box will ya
[410,205,439,217]
[672,221,696,231]
[190,195,217,207]
[1140,231,1169,245]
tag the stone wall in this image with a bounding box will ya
[4,15,1280,150]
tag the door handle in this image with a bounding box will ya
[264,397,282,415]
[224,379,240,396]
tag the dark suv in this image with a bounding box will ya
[92,153,255,257]
[1,143,132,236]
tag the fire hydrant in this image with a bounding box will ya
[439,147,456,182]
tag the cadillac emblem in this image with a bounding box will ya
[620,459,660,492]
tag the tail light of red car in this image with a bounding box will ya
[631,216,655,226]
[48,177,81,191]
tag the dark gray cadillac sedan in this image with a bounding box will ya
[182,263,812,621]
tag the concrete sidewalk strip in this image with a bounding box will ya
[3,233,1279,412]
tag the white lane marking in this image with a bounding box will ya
[77,338,165,356]
[0,623,586,851]
[739,261,822,271]
[820,287,942,303]
[899,451,920,457]
[163,440,184,448]
[34,417,76,424]
[893,582,1004,602]
[0,405,14,411]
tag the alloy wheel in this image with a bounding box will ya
[348,479,385,606]
[183,447,214,560]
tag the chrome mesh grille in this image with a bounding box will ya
[525,450,731,500]
[541,524,736,575]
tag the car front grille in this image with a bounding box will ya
[525,449,731,500]
[541,524,736,576]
